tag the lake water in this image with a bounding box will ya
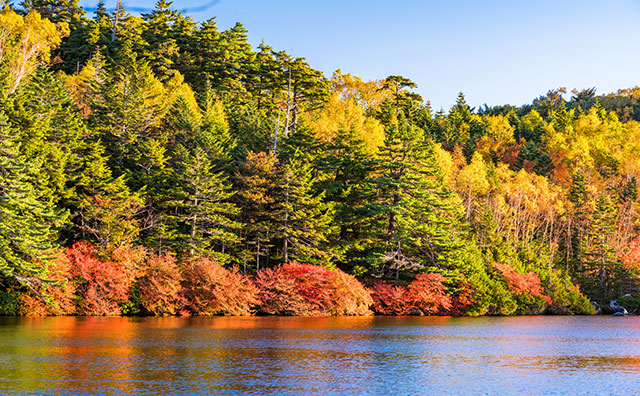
[1,316,639,395]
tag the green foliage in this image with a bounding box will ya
[5,2,640,317]
[0,289,21,315]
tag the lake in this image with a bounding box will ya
[0,316,639,395]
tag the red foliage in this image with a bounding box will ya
[406,273,452,315]
[369,282,409,315]
[67,242,143,315]
[493,262,552,305]
[19,250,76,316]
[502,146,520,167]
[619,238,640,272]
[370,273,473,316]
[139,253,184,316]
[181,258,259,316]
[255,261,373,316]
[449,279,476,316]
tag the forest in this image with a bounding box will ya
[2,0,640,317]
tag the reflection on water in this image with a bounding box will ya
[1,316,639,395]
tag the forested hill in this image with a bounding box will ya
[2,0,640,317]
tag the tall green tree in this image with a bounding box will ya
[274,151,336,266]
[0,111,59,288]
[362,115,463,278]
[168,146,240,263]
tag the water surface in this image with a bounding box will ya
[1,316,639,395]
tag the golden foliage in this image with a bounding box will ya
[0,8,69,93]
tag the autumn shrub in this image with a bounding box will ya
[255,261,373,316]
[68,242,144,316]
[19,251,76,316]
[406,273,452,315]
[493,262,552,314]
[369,282,409,315]
[138,253,184,316]
[330,269,373,316]
[181,258,259,316]
[255,262,335,316]
[448,278,476,316]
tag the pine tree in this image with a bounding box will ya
[89,41,166,183]
[19,0,84,24]
[236,151,278,271]
[275,151,336,266]
[318,126,372,273]
[362,115,463,278]
[74,140,144,251]
[11,70,85,211]
[567,172,590,271]
[168,146,240,263]
[586,193,618,299]
[141,0,180,79]
[0,111,58,288]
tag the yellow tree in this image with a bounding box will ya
[456,152,490,221]
[0,7,68,94]
[476,114,516,162]
[330,69,392,112]
[309,92,384,154]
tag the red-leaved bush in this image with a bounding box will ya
[255,261,373,316]
[369,282,409,315]
[139,253,184,316]
[19,251,76,316]
[181,258,259,316]
[370,274,475,316]
[448,279,476,316]
[68,242,145,315]
[493,263,552,305]
[406,273,452,315]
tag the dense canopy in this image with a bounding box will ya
[2,1,640,316]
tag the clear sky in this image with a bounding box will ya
[79,0,640,111]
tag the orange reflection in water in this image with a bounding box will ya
[4,316,640,395]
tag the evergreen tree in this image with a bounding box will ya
[274,151,336,266]
[141,0,180,79]
[74,140,144,251]
[362,115,463,278]
[236,151,278,271]
[168,146,240,263]
[89,41,166,183]
[0,111,59,288]
[567,172,590,271]
[318,126,372,273]
[586,193,618,299]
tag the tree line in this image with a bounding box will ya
[2,0,640,316]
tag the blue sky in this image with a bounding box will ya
[79,0,640,111]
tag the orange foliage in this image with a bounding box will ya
[330,269,373,315]
[370,274,472,316]
[139,253,184,316]
[619,238,640,272]
[67,242,142,315]
[19,250,76,316]
[493,263,552,305]
[449,279,476,316]
[181,258,259,316]
[406,273,452,315]
[255,261,373,316]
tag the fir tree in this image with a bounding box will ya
[168,146,240,263]
[0,111,58,288]
[275,151,336,266]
